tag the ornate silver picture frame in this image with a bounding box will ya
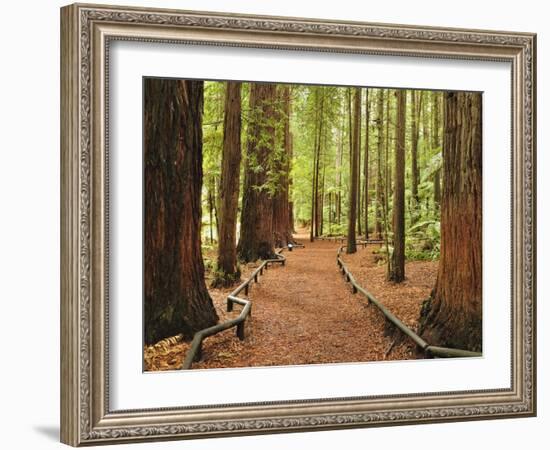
[60,3,536,446]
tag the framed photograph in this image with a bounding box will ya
[60,3,536,446]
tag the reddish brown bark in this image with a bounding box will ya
[347,88,361,254]
[411,91,422,206]
[213,82,242,287]
[272,85,294,247]
[310,89,324,242]
[144,78,218,345]
[363,89,370,239]
[389,89,406,282]
[420,92,482,352]
[237,83,277,262]
[375,89,384,238]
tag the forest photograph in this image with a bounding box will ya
[143,77,482,371]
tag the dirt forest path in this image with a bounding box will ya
[189,233,416,369]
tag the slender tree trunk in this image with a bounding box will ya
[208,179,215,244]
[328,191,333,234]
[348,89,353,168]
[214,81,242,287]
[389,90,406,282]
[382,90,391,276]
[144,78,218,345]
[310,90,324,242]
[420,92,482,352]
[320,161,326,235]
[310,109,318,242]
[375,89,384,238]
[213,177,220,239]
[411,91,422,208]
[335,114,344,225]
[347,88,361,253]
[319,124,327,236]
[314,91,324,238]
[363,89,370,239]
[237,83,277,262]
[357,94,362,237]
[385,89,391,219]
[433,91,442,207]
[288,129,295,233]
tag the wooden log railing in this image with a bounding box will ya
[316,235,347,243]
[336,244,482,359]
[316,235,385,245]
[180,249,288,370]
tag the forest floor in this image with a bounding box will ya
[144,233,438,371]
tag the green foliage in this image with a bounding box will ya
[198,82,443,267]
[323,223,346,236]
[405,220,440,260]
[421,150,442,182]
[244,87,289,197]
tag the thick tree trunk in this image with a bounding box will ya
[213,82,242,287]
[347,88,361,253]
[144,78,218,345]
[272,85,294,247]
[237,83,277,262]
[389,90,406,282]
[420,92,482,352]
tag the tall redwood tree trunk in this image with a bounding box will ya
[237,83,277,262]
[144,78,218,345]
[389,89,406,282]
[272,85,294,247]
[309,96,319,243]
[411,91,422,208]
[347,88,361,254]
[214,81,242,287]
[420,92,482,352]
[357,99,362,238]
[375,89,384,238]
[310,89,324,242]
[335,114,344,226]
[363,89,370,239]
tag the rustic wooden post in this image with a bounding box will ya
[193,342,202,362]
[236,321,245,340]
